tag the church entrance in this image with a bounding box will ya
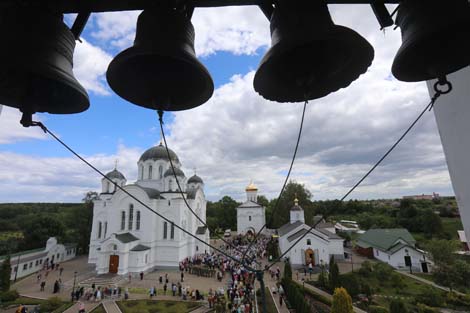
[109,255,119,274]
[305,249,315,266]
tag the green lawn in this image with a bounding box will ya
[117,300,200,313]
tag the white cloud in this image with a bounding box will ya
[0,144,141,202]
[89,7,269,57]
[73,39,113,95]
[0,106,48,144]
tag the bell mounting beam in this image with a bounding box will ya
[1,0,401,13]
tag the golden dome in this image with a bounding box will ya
[245,181,258,191]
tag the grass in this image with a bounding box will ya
[0,296,47,308]
[117,300,200,313]
[0,231,23,240]
[256,287,277,313]
[441,217,464,240]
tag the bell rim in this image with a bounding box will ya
[392,26,470,82]
[254,25,374,102]
[106,45,214,111]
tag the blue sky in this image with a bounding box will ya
[0,5,456,202]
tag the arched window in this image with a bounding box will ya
[159,165,163,179]
[170,222,175,239]
[104,222,108,238]
[136,211,141,230]
[163,221,168,239]
[148,165,153,179]
[169,179,173,191]
[98,222,102,239]
[140,165,144,180]
[121,211,125,230]
[128,204,134,230]
[107,181,110,193]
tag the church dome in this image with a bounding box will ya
[188,174,203,184]
[139,143,179,163]
[246,182,258,191]
[106,169,126,180]
[164,167,185,177]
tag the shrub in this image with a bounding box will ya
[39,297,63,312]
[389,299,407,313]
[417,287,445,307]
[340,274,360,298]
[0,289,19,302]
[331,287,353,313]
[416,303,440,313]
[368,305,389,313]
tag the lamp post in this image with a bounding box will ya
[71,271,77,302]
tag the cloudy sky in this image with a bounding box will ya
[0,4,456,202]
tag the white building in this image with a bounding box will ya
[278,199,344,268]
[357,229,432,273]
[88,143,210,275]
[237,182,266,235]
[0,237,76,280]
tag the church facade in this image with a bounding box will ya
[236,182,266,235]
[88,143,209,275]
[278,199,344,268]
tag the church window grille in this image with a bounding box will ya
[121,211,125,230]
[159,165,163,179]
[129,204,134,230]
[104,222,108,238]
[170,222,175,239]
[136,211,141,230]
[307,239,311,245]
[163,222,168,239]
[98,222,102,239]
[23,264,27,270]
[249,216,252,221]
[148,165,153,179]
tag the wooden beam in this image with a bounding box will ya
[0,0,401,13]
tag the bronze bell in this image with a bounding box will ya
[392,0,470,82]
[106,7,214,111]
[0,9,89,115]
[253,0,374,103]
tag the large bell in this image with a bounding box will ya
[253,0,374,103]
[106,7,214,111]
[0,9,89,115]
[392,0,470,82]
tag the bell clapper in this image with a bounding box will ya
[20,111,33,128]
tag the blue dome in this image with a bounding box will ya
[188,174,203,184]
[105,169,126,180]
[164,167,185,177]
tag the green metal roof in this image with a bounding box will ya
[115,232,139,243]
[0,247,45,261]
[130,244,150,251]
[357,228,416,251]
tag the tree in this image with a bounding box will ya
[22,215,65,250]
[390,299,407,313]
[331,287,354,313]
[0,255,11,292]
[329,256,340,291]
[425,239,459,266]
[269,181,313,228]
[257,195,269,208]
[420,209,443,238]
[69,191,99,254]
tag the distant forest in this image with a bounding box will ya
[0,182,462,256]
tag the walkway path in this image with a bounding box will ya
[103,300,122,313]
[293,277,367,313]
[62,301,100,313]
[396,271,466,296]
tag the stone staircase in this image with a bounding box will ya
[77,273,127,288]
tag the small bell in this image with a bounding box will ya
[254,0,374,103]
[392,0,470,82]
[0,9,89,115]
[106,7,214,111]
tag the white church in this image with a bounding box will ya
[278,198,344,268]
[237,182,266,235]
[88,143,210,275]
